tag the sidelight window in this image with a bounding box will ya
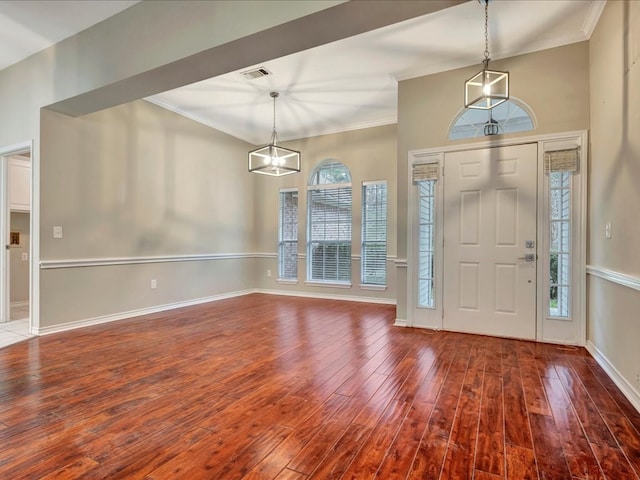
[549,171,571,317]
[417,180,436,308]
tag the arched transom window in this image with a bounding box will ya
[449,99,535,140]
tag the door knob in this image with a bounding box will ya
[518,254,536,262]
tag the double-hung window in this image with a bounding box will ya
[307,162,352,283]
[278,189,298,280]
[362,181,387,286]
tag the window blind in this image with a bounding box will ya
[278,190,298,280]
[412,162,439,183]
[544,148,579,173]
[308,186,352,282]
[362,182,387,285]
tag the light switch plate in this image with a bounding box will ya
[53,226,63,239]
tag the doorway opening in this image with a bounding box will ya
[0,144,33,348]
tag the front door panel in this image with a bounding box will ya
[443,144,537,339]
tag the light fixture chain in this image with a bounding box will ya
[269,91,279,144]
[272,93,277,135]
[484,0,490,62]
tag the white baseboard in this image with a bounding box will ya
[35,289,396,336]
[394,318,408,327]
[35,289,254,336]
[586,340,640,414]
[255,288,396,305]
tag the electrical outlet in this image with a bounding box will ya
[151,279,157,289]
[636,373,640,387]
[267,269,272,277]
[21,252,28,261]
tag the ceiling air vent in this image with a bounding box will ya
[241,67,271,80]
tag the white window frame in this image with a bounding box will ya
[539,136,586,346]
[278,188,298,282]
[407,152,443,329]
[306,163,352,286]
[361,180,387,288]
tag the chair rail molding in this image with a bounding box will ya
[586,265,640,292]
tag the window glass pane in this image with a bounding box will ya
[362,183,387,285]
[449,100,534,140]
[307,162,352,283]
[278,191,298,279]
[311,162,352,185]
[418,179,436,308]
[549,171,571,318]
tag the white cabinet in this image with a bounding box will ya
[9,158,30,212]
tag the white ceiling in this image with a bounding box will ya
[0,0,605,145]
[148,0,605,144]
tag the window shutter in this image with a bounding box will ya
[544,148,579,173]
[412,163,439,183]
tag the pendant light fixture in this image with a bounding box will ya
[248,91,301,176]
[464,0,509,110]
[484,110,500,136]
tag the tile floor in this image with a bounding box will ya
[0,303,32,349]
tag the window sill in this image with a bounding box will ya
[304,281,352,289]
[277,279,298,285]
[359,284,387,291]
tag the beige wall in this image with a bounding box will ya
[0,0,465,331]
[253,124,398,301]
[396,42,590,320]
[10,212,29,303]
[39,100,256,327]
[39,101,399,327]
[588,0,640,397]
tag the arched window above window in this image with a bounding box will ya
[449,99,536,141]
[309,161,351,186]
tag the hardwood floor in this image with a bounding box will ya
[0,294,639,479]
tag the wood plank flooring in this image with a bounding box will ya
[0,294,639,479]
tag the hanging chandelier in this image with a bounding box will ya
[248,91,301,176]
[464,0,509,110]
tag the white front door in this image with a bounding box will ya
[443,143,537,339]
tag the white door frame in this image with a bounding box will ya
[0,141,34,330]
[406,130,587,345]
